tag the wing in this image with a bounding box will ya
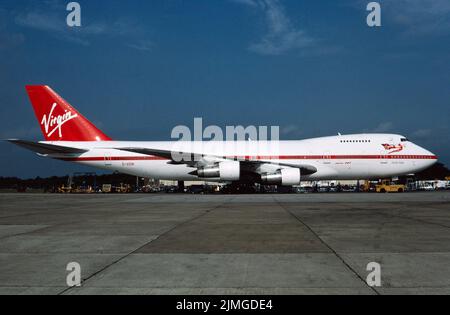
[117,147,317,176]
[7,139,88,155]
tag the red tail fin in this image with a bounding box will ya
[25,85,112,141]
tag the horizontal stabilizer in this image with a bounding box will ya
[7,139,88,155]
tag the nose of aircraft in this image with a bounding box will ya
[419,145,438,168]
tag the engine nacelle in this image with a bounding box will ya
[261,168,301,186]
[197,161,240,181]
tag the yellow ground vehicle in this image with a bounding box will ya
[376,180,406,193]
[102,184,112,193]
[361,180,377,192]
[58,185,72,193]
[114,183,132,193]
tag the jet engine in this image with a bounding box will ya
[260,168,301,186]
[196,161,240,181]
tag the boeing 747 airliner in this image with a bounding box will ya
[7,86,437,185]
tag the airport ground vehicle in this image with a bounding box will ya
[187,185,206,194]
[376,180,406,193]
[361,180,373,192]
[114,184,132,193]
[420,183,435,191]
[102,184,112,193]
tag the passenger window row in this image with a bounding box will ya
[340,140,371,143]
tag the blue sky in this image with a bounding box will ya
[0,0,449,178]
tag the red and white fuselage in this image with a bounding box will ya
[9,86,437,184]
[44,135,436,181]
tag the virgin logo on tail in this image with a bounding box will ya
[41,103,78,138]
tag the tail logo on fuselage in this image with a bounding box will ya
[41,103,78,138]
[382,143,404,154]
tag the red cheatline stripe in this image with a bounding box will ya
[58,155,438,162]
[60,156,166,161]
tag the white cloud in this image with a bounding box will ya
[366,122,394,133]
[14,1,153,49]
[0,8,25,50]
[233,0,315,55]
[14,3,107,46]
[281,124,303,137]
[126,40,154,52]
[229,0,259,7]
[15,11,62,33]
[412,129,432,138]
[362,0,450,36]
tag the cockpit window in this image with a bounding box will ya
[401,138,409,142]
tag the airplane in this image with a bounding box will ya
[7,85,437,185]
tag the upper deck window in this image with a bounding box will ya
[341,139,371,143]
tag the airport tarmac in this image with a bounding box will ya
[0,192,450,295]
